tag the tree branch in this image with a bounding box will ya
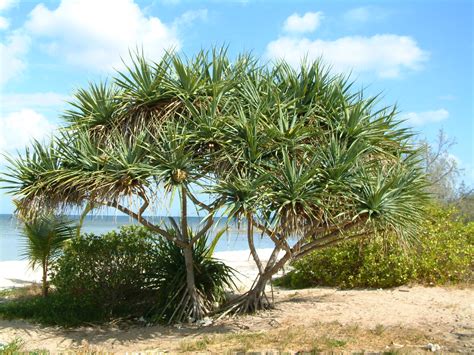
[187,190,212,212]
[293,231,370,260]
[102,200,186,247]
[247,214,264,275]
[292,215,369,258]
[137,190,149,224]
[190,213,215,244]
[264,245,281,273]
[253,219,291,254]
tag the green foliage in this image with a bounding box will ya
[22,214,75,270]
[21,214,76,296]
[0,225,235,326]
[0,292,108,326]
[50,225,161,319]
[277,205,473,289]
[0,48,432,316]
[413,206,474,284]
[152,228,236,323]
[0,338,24,353]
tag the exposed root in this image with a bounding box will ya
[218,284,272,318]
[160,287,212,324]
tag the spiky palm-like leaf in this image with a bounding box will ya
[21,214,76,296]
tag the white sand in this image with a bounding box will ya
[0,248,285,290]
[0,261,42,289]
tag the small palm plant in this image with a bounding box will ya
[21,214,75,297]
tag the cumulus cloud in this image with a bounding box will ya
[0,109,55,153]
[401,109,449,126]
[25,0,181,71]
[0,0,16,11]
[283,12,323,34]
[173,9,208,29]
[0,16,8,30]
[0,0,16,30]
[439,94,456,101]
[266,34,428,78]
[0,92,68,112]
[343,6,388,23]
[0,32,31,86]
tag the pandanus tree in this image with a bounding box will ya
[2,49,240,322]
[1,48,427,318]
[215,62,427,313]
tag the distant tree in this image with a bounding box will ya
[419,130,459,202]
[419,129,473,220]
[454,182,474,221]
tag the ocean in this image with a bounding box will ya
[0,214,276,262]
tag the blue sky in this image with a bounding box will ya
[0,0,472,214]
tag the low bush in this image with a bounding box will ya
[276,205,473,289]
[50,225,161,319]
[0,292,107,326]
[0,225,236,326]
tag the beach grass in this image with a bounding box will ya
[176,321,431,353]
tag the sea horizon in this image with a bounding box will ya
[0,214,273,262]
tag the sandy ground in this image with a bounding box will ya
[0,249,280,290]
[0,250,472,353]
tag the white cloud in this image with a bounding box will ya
[0,109,55,153]
[0,0,16,11]
[0,32,31,86]
[0,16,8,30]
[401,109,449,126]
[0,0,16,30]
[283,12,323,34]
[25,0,181,71]
[0,92,68,112]
[173,9,208,29]
[159,0,181,5]
[439,94,456,101]
[343,6,387,23]
[265,34,428,78]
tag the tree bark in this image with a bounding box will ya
[180,185,204,321]
[247,213,264,275]
[42,259,48,297]
[228,219,369,314]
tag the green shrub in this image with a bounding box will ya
[277,205,473,289]
[50,225,161,319]
[0,292,107,326]
[0,225,235,326]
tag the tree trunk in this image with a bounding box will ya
[180,185,204,321]
[224,250,291,315]
[41,260,48,297]
[183,243,204,321]
[247,213,264,275]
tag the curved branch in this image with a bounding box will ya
[264,245,281,272]
[253,219,291,254]
[247,213,264,275]
[190,213,215,244]
[293,231,369,260]
[187,190,212,212]
[137,191,149,224]
[168,216,183,241]
[102,200,186,248]
[292,215,369,257]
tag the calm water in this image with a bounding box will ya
[0,214,275,262]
